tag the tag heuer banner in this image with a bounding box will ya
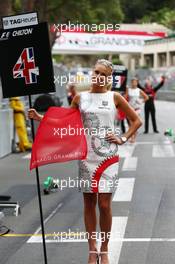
[0,22,55,98]
[112,65,128,92]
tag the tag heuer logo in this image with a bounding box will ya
[102,101,108,106]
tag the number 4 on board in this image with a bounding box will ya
[13,47,39,85]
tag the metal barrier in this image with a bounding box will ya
[0,109,13,158]
[130,67,175,90]
[0,202,21,217]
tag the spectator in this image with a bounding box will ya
[138,76,165,133]
[9,97,32,152]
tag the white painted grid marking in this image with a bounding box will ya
[152,145,175,158]
[122,157,138,171]
[22,153,31,159]
[113,178,135,202]
[108,216,128,264]
[27,203,62,243]
[118,145,135,158]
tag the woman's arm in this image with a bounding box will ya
[154,76,165,92]
[115,92,142,140]
[28,108,44,122]
[70,94,80,108]
[106,92,142,145]
[28,94,80,121]
[140,89,149,102]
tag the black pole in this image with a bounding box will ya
[28,95,48,264]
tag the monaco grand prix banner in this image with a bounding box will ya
[52,30,165,54]
[0,22,55,98]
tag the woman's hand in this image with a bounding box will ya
[105,133,123,145]
[28,108,43,122]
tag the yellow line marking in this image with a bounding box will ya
[1,232,86,237]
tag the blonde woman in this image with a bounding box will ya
[28,59,142,264]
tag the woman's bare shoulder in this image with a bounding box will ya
[113,91,123,101]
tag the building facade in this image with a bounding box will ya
[140,36,175,69]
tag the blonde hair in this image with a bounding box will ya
[106,83,112,90]
[95,59,113,71]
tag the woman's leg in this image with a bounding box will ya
[83,193,98,262]
[98,193,113,263]
[144,101,149,133]
[150,102,158,132]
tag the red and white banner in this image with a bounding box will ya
[52,30,165,54]
[30,107,87,170]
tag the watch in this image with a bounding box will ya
[120,136,127,143]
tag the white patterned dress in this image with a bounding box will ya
[78,91,119,193]
[128,87,142,115]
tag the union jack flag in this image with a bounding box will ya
[13,47,39,85]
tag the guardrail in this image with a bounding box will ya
[0,109,13,158]
[156,90,175,101]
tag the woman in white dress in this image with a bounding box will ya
[126,78,148,143]
[28,60,142,264]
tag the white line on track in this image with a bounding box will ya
[27,237,175,243]
[27,216,128,254]
[122,157,138,171]
[118,145,135,158]
[134,140,171,145]
[27,202,63,243]
[112,178,135,202]
[152,145,175,158]
[108,216,128,264]
[22,153,31,159]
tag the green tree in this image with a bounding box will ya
[120,0,148,22]
[120,0,175,23]
[0,0,12,20]
[89,0,124,24]
[140,7,175,30]
[0,0,124,45]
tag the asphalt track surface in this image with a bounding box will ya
[0,100,175,264]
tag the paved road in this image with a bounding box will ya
[0,100,175,264]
